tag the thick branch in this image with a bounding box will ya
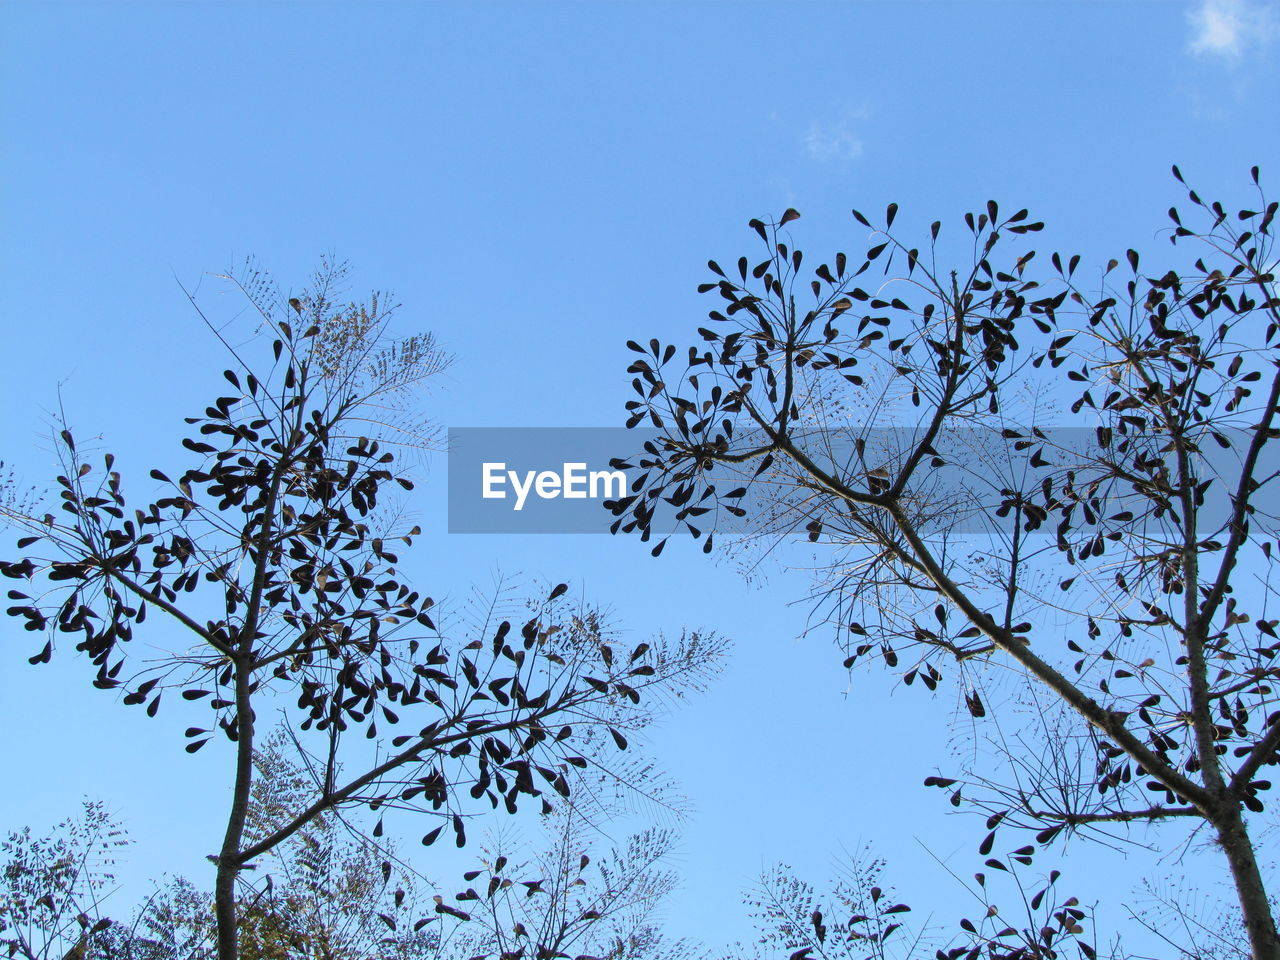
[97,561,235,660]
[236,702,570,867]
[1198,366,1280,631]
[1032,805,1199,825]
[1231,717,1280,795]
[885,503,1212,812]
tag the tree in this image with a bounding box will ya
[446,805,693,960]
[610,168,1280,957]
[728,849,1105,960]
[0,802,125,960]
[120,730,438,960]
[125,732,691,960]
[1,261,721,960]
[3,731,694,960]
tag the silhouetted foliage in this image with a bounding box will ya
[112,730,691,960]
[613,168,1280,958]
[1,262,722,960]
[0,802,126,960]
[5,735,693,960]
[728,849,1104,960]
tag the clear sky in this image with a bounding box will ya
[2,0,1278,953]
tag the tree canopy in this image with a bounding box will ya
[610,168,1280,959]
[1,262,721,960]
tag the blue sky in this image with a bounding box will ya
[2,0,1278,952]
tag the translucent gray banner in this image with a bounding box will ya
[447,426,1275,537]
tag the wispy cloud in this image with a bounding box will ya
[1187,0,1277,58]
[803,108,870,163]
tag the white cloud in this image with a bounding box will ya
[803,109,869,163]
[1187,0,1277,57]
